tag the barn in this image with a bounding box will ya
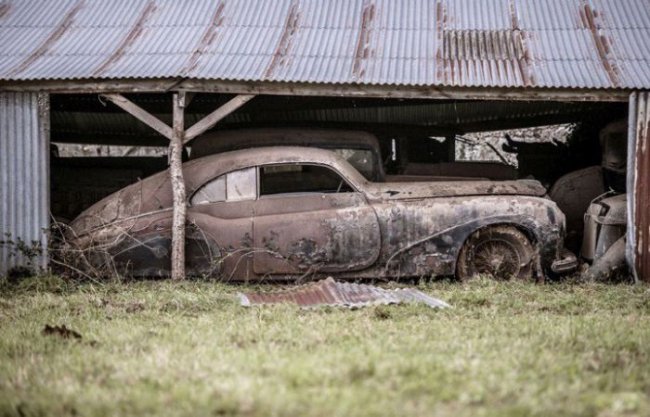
[0,0,648,280]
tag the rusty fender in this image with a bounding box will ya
[371,195,565,278]
[384,214,561,276]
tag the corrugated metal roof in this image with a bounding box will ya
[0,0,649,89]
[239,277,450,309]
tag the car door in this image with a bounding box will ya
[187,167,256,280]
[252,163,381,275]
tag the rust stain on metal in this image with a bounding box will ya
[579,2,620,88]
[435,0,448,84]
[181,0,226,76]
[352,0,376,80]
[442,30,529,86]
[92,0,157,77]
[263,0,300,79]
[0,3,11,20]
[239,277,450,309]
[509,0,535,87]
[634,93,650,281]
[436,1,535,87]
[7,0,85,78]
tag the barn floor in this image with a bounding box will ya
[1,278,649,417]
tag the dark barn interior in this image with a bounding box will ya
[49,94,627,259]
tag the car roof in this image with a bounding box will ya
[189,128,381,160]
[183,146,367,191]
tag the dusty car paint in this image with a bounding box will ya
[68,147,573,280]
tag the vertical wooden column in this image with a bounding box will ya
[627,91,650,283]
[170,92,187,280]
[100,92,254,280]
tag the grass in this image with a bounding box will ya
[1,276,650,417]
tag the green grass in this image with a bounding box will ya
[1,276,650,417]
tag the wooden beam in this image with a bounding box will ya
[2,79,630,102]
[169,92,187,280]
[100,93,173,140]
[184,94,255,143]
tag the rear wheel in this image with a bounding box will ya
[456,226,535,281]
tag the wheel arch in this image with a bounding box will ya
[449,218,539,263]
[454,223,540,280]
[385,215,542,277]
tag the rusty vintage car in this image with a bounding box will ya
[68,146,577,280]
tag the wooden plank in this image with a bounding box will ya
[626,92,638,282]
[184,94,255,143]
[169,92,187,280]
[100,93,173,140]
[630,91,650,282]
[2,79,630,102]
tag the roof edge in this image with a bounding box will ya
[0,78,632,102]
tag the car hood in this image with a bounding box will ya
[364,179,547,201]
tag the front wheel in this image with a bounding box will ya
[456,226,535,281]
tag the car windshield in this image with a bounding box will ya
[332,148,374,180]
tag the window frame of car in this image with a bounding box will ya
[189,162,360,206]
[257,162,358,199]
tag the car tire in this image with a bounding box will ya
[456,226,535,281]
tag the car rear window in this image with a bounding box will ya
[191,167,256,204]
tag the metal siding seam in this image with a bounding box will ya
[2,94,7,272]
[16,92,24,268]
[26,93,34,258]
[0,93,6,273]
[38,92,50,269]
[10,93,19,268]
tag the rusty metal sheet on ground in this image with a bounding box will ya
[239,277,450,309]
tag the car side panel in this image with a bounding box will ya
[188,201,255,280]
[252,193,381,275]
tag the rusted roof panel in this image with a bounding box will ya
[239,277,450,309]
[0,0,649,90]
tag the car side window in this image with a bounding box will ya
[191,167,256,204]
[260,164,353,196]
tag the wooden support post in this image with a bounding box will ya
[170,92,187,280]
[184,94,255,143]
[100,94,173,140]
[101,92,254,280]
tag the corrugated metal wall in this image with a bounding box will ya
[627,91,650,283]
[0,92,50,276]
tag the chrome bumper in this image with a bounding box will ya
[551,248,578,274]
